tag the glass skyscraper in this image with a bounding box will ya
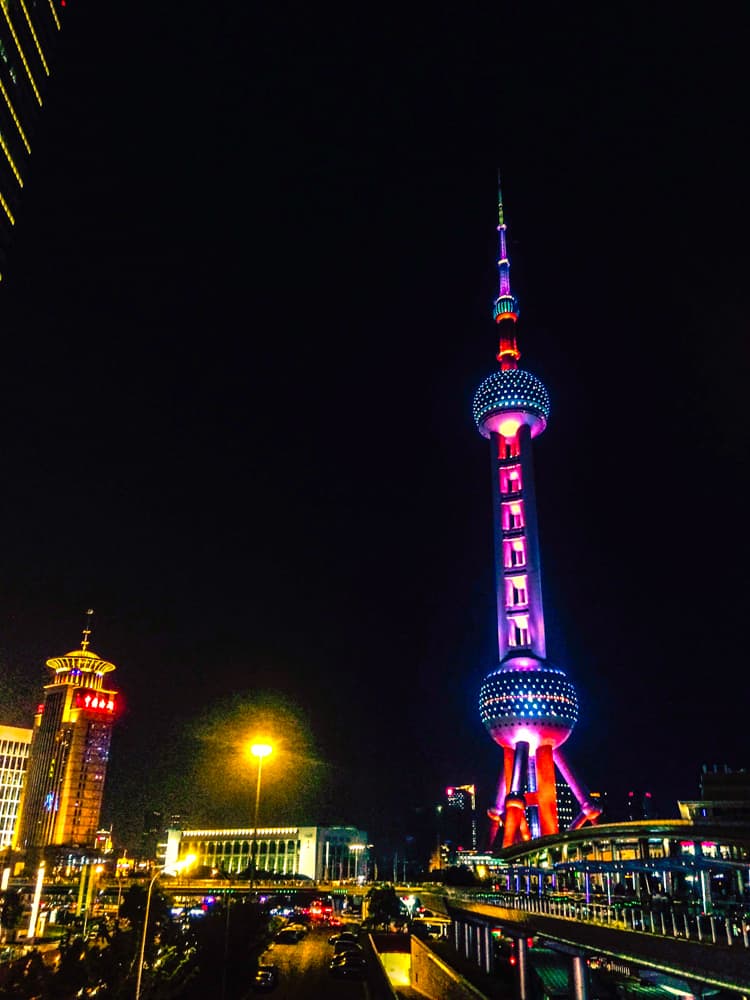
[0,0,65,279]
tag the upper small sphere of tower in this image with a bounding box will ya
[473,368,550,439]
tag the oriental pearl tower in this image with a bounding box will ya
[474,177,601,848]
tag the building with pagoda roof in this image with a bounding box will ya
[14,611,120,859]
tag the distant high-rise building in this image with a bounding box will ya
[141,810,189,865]
[15,612,120,856]
[678,764,750,825]
[0,724,32,847]
[445,785,477,852]
[555,779,575,831]
[0,0,66,278]
[625,789,654,821]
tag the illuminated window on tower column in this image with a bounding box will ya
[502,538,526,568]
[505,576,528,608]
[498,435,520,460]
[501,501,525,530]
[508,615,530,647]
[499,465,523,494]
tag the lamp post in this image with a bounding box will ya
[135,856,194,1000]
[350,843,365,882]
[250,742,272,885]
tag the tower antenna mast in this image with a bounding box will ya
[80,608,95,652]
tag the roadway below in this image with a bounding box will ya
[243,921,378,1000]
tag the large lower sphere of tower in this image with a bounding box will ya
[473,367,550,439]
[479,656,578,752]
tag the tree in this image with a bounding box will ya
[365,885,403,931]
[119,883,171,931]
[0,951,51,998]
[0,889,23,942]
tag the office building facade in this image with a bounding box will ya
[0,723,32,847]
[166,824,369,882]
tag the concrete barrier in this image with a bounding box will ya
[410,936,488,1000]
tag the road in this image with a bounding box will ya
[245,923,375,999]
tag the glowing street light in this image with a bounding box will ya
[349,843,365,881]
[26,862,45,942]
[250,742,273,883]
[135,854,195,1000]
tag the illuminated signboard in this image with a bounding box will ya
[73,689,116,714]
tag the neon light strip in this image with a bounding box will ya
[0,79,31,151]
[0,187,15,225]
[18,0,49,75]
[46,0,61,31]
[1,5,42,105]
[0,130,23,185]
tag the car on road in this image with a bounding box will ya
[285,922,308,936]
[274,927,301,943]
[333,939,363,957]
[329,952,367,979]
[328,930,358,945]
[251,964,279,992]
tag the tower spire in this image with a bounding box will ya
[493,172,521,370]
[81,608,94,652]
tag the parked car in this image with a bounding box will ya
[333,940,363,957]
[252,964,278,992]
[329,952,367,978]
[328,930,358,945]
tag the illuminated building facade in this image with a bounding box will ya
[474,178,601,848]
[0,724,32,847]
[0,0,64,279]
[445,785,478,852]
[166,824,369,882]
[555,779,575,831]
[679,764,750,826]
[15,616,119,854]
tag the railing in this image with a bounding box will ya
[451,889,750,949]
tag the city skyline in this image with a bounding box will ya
[0,3,748,855]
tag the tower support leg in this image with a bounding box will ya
[535,743,558,835]
[503,741,530,847]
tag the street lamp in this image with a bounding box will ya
[135,855,195,1000]
[349,843,365,882]
[250,742,273,884]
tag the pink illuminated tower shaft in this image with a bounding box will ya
[474,177,601,848]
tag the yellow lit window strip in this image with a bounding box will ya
[46,0,60,30]
[0,79,30,151]
[0,131,23,185]
[0,187,15,225]
[1,3,42,105]
[17,0,49,75]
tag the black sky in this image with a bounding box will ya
[0,3,749,854]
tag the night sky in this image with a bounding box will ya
[0,3,749,858]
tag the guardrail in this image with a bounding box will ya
[450,890,750,949]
